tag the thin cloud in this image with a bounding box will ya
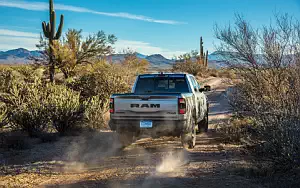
[0,29,39,38]
[0,36,39,51]
[0,29,39,51]
[0,0,185,25]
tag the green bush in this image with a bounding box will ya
[69,66,130,129]
[9,83,86,136]
[84,95,109,129]
[9,82,50,137]
[0,63,131,135]
[47,84,85,135]
[0,102,7,127]
[0,67,48,136]
[216,117,257,143]
[0,67,86,136]
[70,68,130,99]
[172,61,205,76]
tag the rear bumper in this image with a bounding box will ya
[109,119,187,137]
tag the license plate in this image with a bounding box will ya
[140,120,153,128]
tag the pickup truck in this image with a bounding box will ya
[109,73,210,149]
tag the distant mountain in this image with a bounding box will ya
[0,48,40,64]
[107,53,174,69]
[0,48,227,69]
[208,51,294,67]
[136,53,147,59]
[145,54,174,69]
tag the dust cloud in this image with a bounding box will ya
[59,130,190,188]
[60,131,123,173]
[156,149,188,173]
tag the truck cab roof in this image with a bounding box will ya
[138,72,194,78]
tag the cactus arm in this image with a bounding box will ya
[46,23,51,38]
[42,22,49,38]
[55,15,64,40]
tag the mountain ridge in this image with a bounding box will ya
[0,48,225,69]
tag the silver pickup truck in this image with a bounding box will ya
[109,73,210,148]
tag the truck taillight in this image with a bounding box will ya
[109,98,114,113]
[178,98,186,114]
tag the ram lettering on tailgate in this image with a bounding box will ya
[131,104,160,108]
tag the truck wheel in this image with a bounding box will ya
[181,118,196,149]
[117,132,137,147]
[198,110,208,133]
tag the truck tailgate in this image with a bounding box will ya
[113,95,179,120]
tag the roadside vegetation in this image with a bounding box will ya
[1,1,298,186]
[172,52,236,79]
[0,0,147,151]
[0,32,149,150]
[214,13,300,186]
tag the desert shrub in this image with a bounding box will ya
[0,61,130,134]
[47,84,85,135]
[0,66,86,136]
[172,61,205,76]
[208,69,218,77]
[69,65,130,129]
[122,50,150,75]
[216,116,257,143]
[217,69,236,79]
[9,83,86,136]
[0,102,7,127]
[215,14,300,168]
[0,67,50,136]
[84,95,109,129]
[10,106,50,137]
[70,65,130,99]
[111,63,138,85]
[9,82,51,137]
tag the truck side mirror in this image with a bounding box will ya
[194,87,199,92]
[204,85,211,91]
[199,88,205,92]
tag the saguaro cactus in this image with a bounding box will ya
[205,50,208,67]
[42,0,64,82]
[199,37,204,65]
[199,37,209,68]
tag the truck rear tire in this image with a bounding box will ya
[198,110,208,133]
[181,117,196,149]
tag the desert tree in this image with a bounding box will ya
[34,29,117,79]
[215,13,300,166]
[57,29,117,78]
[122,48,149,74]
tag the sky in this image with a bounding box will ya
[0,0,300,58]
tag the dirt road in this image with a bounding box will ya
[0,78,261,188]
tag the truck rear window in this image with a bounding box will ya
[134,76,190,94]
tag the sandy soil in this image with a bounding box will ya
[0,78,261,188]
